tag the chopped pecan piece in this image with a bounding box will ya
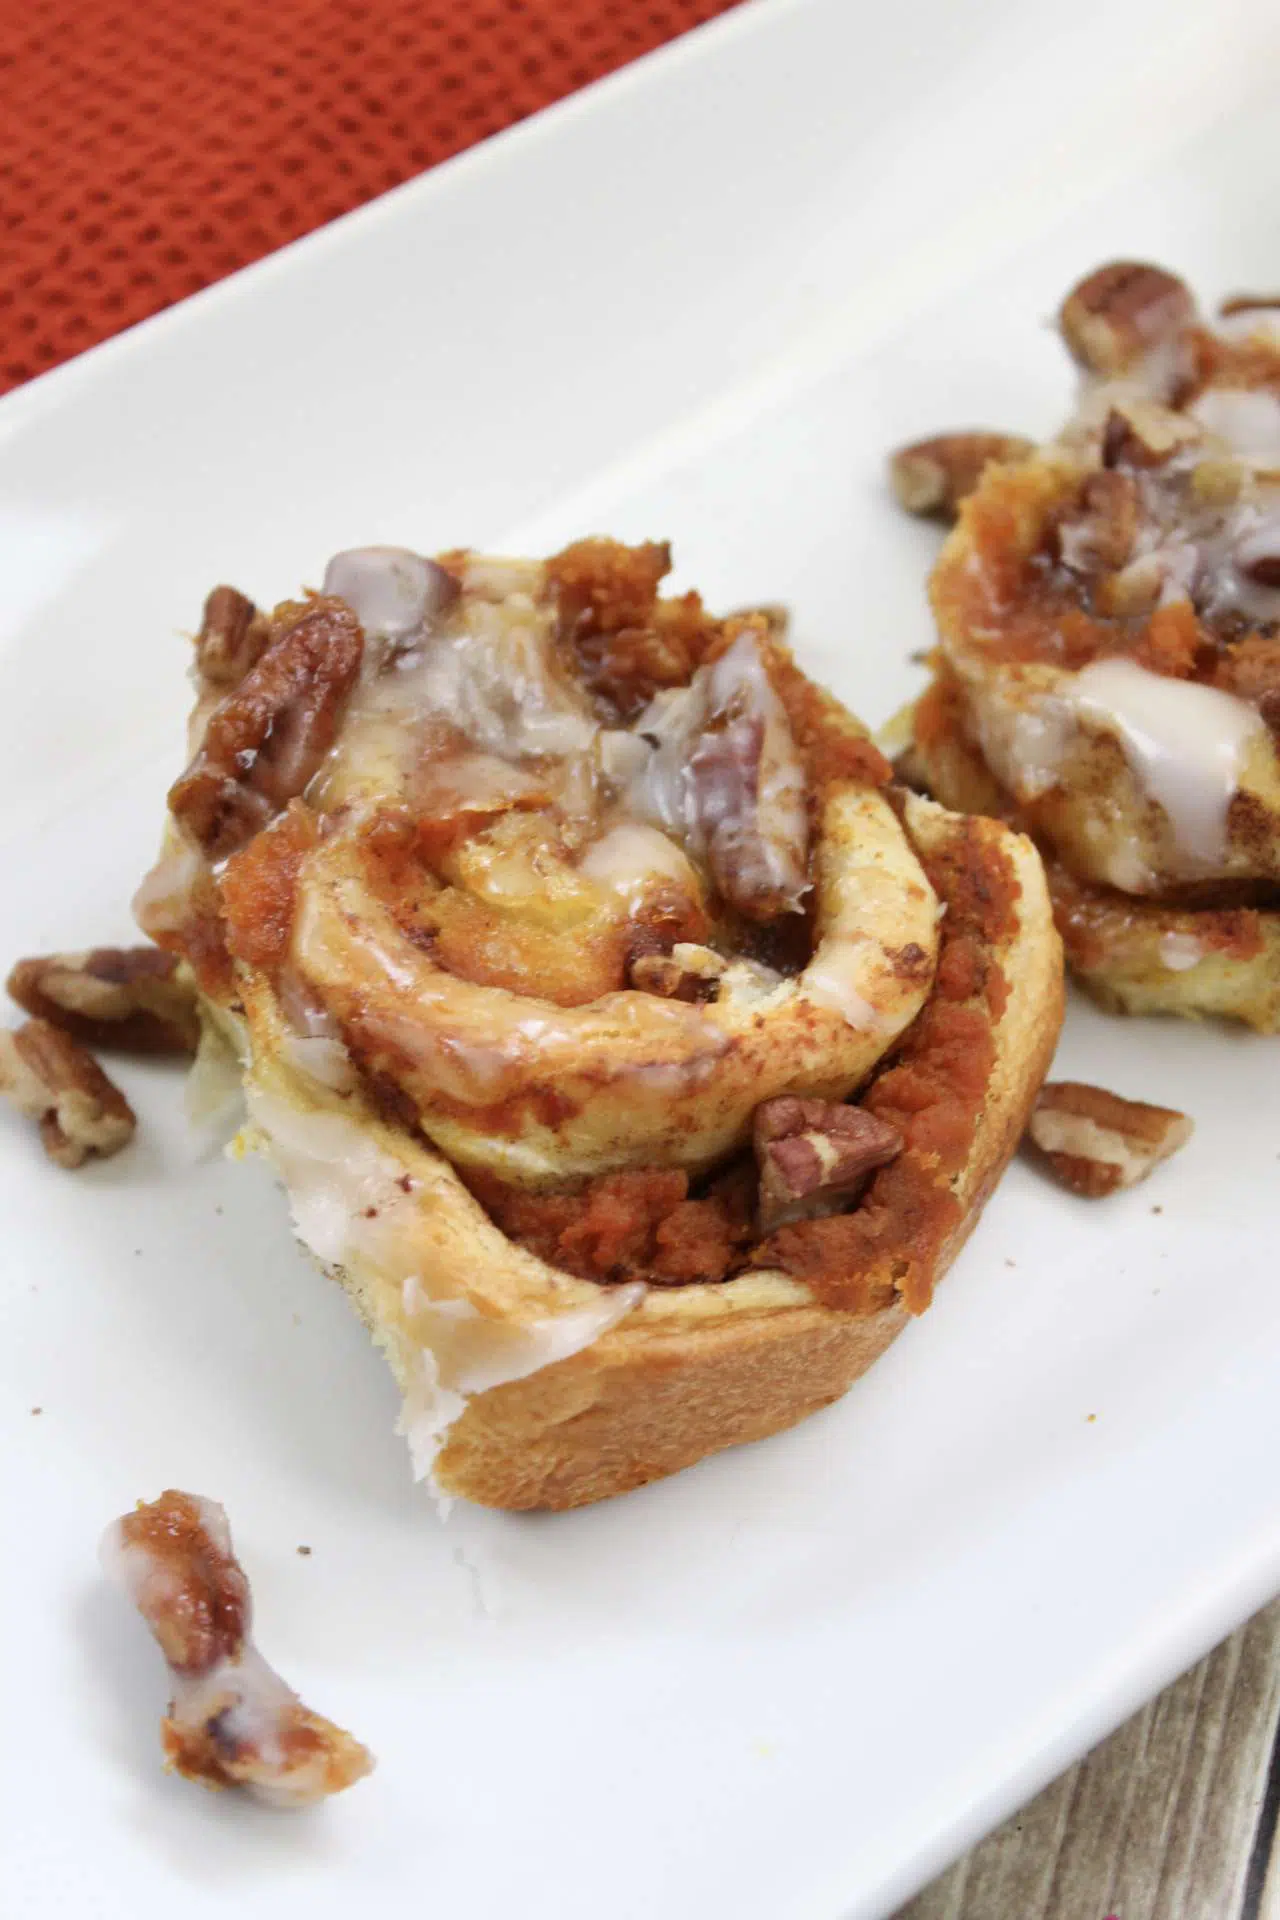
[7,946,198,1054]
[0,1018,135,1167]
[629,942,726,1003]
[321,547,459,640]
[1059,262,1196,376]
[1100,401,1198,470]
[1219,293,1280,318]
[170,597,363,860]
[1028,1081,1192,1197]
[731,602,790,640]
[753,1095,903,1233]
[1234,524,1280,589]
[102,1490,373,1806]
[889,432,1035,521]
[1056,470,1140,575]
[194,586,269,688]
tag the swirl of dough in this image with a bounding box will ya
[288,779,938,1183]
[206,543,942,1183]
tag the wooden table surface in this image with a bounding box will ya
[896,1601,1280,1920]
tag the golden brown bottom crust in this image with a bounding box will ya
[434,1301,908,1510]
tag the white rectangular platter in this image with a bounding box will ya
[3,1,1280,1914]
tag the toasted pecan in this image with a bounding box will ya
[1059,262,1196,376]
[194,586,269,688]
[1219,293,1280,318]
[170,597,363,859]
[7,946,198,1054]
[628,942,726,1003]
[1056,470,1140,576]
[889,432,1035,522]
[0,1018,135,1167]
[1100,401,1198,471]
[753,1095,903,1233]
[1028,1081,1192,1196]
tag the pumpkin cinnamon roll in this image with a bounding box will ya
[898,263,1280,1030]
[138,539,1062,1509]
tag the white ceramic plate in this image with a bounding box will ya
[4,1,1280,1913]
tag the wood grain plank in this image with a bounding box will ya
[897,1600,1280,1920]
[1245,1698,1280,1920]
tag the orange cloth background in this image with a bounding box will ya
[0,0,742,395]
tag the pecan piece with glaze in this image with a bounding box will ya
[1059,261,1196,376]
[170,596,363,860]
[889,432,1035,522]
[194,585,270,688]
[688,636,810,922]
[1055,470,1141,577]
[0,1018,135,1167]
[7,946,198,1054]
[753,1095,903,1233]
[628,942,726,1003]
[1100,401,1198,471]
[1027,1081,1193,1197]
[101,1490,373,1806]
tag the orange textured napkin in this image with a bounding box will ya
[0,0,742,394]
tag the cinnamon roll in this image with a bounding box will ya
[899,263,1280,1030]
[139,539,1062,1508]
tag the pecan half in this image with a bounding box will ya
[889,432,1035,521]
[102,1490,373,1806]
[629,942,726,1003]
[7,946,198,1054]
[754,1095,903,1233]
[194,586,269,688]
[1027,1081,1192,1197]
[1059,262,1196,376]
[1100,401,1198,470]
[0,1018,135,1167]
[170,597,363,860]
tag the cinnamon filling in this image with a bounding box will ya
[751,824,1015,1315]
[150,536,997,1310]
[461,819,1017,1313]
[939,457,1280,710]
[1046,863,1269,971]
[462,1162,756,1287]
[933,289,1280,733]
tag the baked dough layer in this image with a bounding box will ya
[145,542,1063,1507]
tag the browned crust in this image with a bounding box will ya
[434,1297,909,1511]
